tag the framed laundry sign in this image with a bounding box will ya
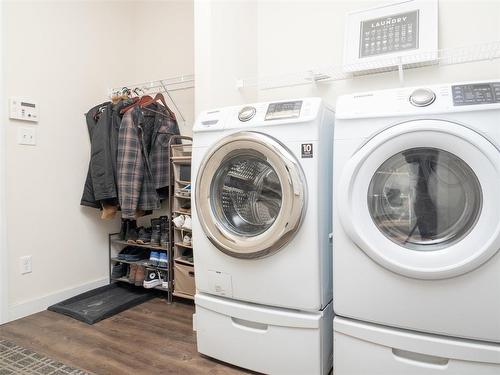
[343,0,438,72]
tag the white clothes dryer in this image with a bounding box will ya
[192,98,334,311]
[333,80,500,343]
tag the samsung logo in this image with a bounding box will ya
[353,94,374,99]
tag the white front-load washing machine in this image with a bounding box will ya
[192,97,334,311]
[192,98,334,374]
[333,79,500,345]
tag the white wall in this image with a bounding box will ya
[2,0,194,321]
[195,0,500,111]
[194,0,258,115]
[0,3,7,324]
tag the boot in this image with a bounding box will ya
[150,218,161,247]
[134,266,146,287]
[160,216,169,248]
[128,264,138,283]
[119,219,128,241]
[126,220,138,243]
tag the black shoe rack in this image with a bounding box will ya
[108,231,173,302]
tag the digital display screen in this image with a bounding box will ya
[265,101,302,120]
[21,102,36,108]
[452,82,500,106]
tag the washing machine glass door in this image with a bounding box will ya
[196,131,306,259]
[339,119,500,279]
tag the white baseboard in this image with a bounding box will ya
[8,277,109,322]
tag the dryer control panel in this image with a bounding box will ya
[452,82,500,106]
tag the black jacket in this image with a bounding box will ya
[81,100,130,208]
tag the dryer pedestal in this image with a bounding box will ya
[194,293,333,375]
[334,317,500,375]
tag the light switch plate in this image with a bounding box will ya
[17,127,36,146]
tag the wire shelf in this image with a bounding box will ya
[237,41,500,90]
[108,74,195,97]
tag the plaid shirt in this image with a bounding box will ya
[117,104,180,219]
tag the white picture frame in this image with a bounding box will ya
[343,0,438,72]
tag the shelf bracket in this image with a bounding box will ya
[397,57,405,85]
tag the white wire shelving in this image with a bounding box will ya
[108,74,195,123]
[236,41,500,90]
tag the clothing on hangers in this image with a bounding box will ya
[117,102,180,219]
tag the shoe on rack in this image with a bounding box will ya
[126,220,138,243]
[179,201,191,213]
[119,219,128,241]
[128,264,138,283]
[182,215,192,230]
[158,252,168,268]
[150,218,161,247]
[117,246,149,261]
[134,265,146,287]
[149,251,160,267]
[160,216,169,248]
[111,262,128,279]
[177,184,191,198]
[136,227,152,245]
[172,215,184,228]
[183,234,192,247]
[143,268,161,289]
[159,270,169,289]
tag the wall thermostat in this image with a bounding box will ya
[343,0,438,72]
[9,97,38,122]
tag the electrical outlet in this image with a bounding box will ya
[20,255,32,274]
[17,127,36,146]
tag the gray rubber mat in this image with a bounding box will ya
[48,283,154,325]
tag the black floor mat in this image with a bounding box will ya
[48,283,155,324]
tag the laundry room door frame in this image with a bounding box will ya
[0,3,8,324]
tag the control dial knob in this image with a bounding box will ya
[238,106,256,122]
[409,88,436,107]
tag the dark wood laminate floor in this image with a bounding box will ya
[0,298,251,374]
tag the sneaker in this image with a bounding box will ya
[177,184,191,198]
[183,234,192,246]
[159,270,169,289]
[134,265,145,286]
[117,246,149,261]
[143,268,161,288]
[158,252,168,268]
[150,218,161,247]
[128,264,138,283]
[111,262,128,279]
[149,251,160,267]
[136,227,152,245]
[172,215,184,228]
[182,215,192,230]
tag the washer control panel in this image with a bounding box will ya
[452,82,500,106]
[409,88,436,107]
[265,100,302,120]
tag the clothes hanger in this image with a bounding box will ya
[120,95,153,114]
[140,93,176,119]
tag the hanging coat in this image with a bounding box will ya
[117,103,180,219]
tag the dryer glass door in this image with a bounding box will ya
[196,131,306,259]
[338,119,500,279]
[367,147,482,251]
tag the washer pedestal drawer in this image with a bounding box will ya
[334,316,500,375]
[195,293,333,375]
